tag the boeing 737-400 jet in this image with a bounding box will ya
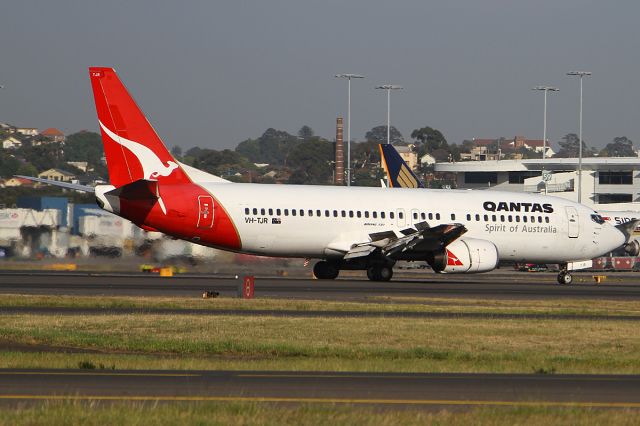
[19,68,633,285]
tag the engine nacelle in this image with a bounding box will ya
[624,239,640,256]
[429,238,499,274]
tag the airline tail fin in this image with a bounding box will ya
[88,67,191,187]
[378,144,425,188]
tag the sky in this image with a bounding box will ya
[1,0,639,152]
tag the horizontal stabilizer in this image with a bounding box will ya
[14,175,95,193]
[105,179,160,200]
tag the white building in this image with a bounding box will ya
[2,136,22,149]
[435,157,640,210]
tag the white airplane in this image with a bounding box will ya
[19,67,634,285]
[380,143,640,258]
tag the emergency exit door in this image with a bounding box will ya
[197,195,214,228]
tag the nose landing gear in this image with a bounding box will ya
[557,263,573,285]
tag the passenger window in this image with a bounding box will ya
[349,211,354,218]
[253,208,258,215]
[292,209,296,216]
[363,211,368,218]
[244,208,249,215]
[308,210,313,217]
[436,213,440,220]
[515,216,520,222]
[381,212,386,219]
[390,212,395,219]
[538,216,543,223]
[300,210,304,216]
[277,208,281,216]
[492,215,496,222]
[531,216,535,223]
[545,217,550,223]
[268,208,273,215]
[484,215,488,221]
[261,208,265,215]
[451,214,456,220]
[325,210,330,217]
[523,216,527,223]
[284,209,289,216]
[372,212,377,219]
[428,213,433,220]
[317,210,321,217]
[475,214,480,221]
[413,212,418,220]
[342,211,346,218]
[333,210,338,217]
[357,211,362,218]
[399,212,404,219]
[500,215,504,222]
[421,213,426,220]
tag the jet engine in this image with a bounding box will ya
[428,238,499,273]
[624,239,640,256]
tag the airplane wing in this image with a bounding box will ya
[14,175,95,193]
[343,221,467,260]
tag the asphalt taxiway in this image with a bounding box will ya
[1,370,640,409]
[1,272,640,300]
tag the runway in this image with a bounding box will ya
[1,272,640,300]
[1,370,640,409]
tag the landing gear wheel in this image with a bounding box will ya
[366,266,393,282]
[313,261,339,280]
[557,272,573,285]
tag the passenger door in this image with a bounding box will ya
[566,206,579,238]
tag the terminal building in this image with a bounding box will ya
[434,157,640,210]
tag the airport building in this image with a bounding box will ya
[434,157,640,210]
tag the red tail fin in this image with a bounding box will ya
[89,67,191,187]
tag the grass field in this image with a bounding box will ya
[1,295,639,373]
[0,401,639,426]
[2,294,640,423]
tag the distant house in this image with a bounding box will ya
[2,136,22,149]
[420,153,436,166]
[38,168,76,183]
[394,144,419,171]
[3,177,35,187]
[66,161,91,173]
[15,127,39,137]
[39,128,65,143]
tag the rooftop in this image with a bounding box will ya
[435,157,640,172]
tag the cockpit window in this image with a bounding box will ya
[591,214,605,224]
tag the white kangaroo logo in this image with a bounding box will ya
[100,121,178,180]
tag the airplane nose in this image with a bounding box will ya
[604,226,626,253]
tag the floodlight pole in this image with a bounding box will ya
[335,73,364,186]
[375,85,403,145]
[567,71,591,203]
[532,86,559,195]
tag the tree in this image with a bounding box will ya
[236,128,301,165]
[554,133,596,158]
[411,126,448,153]
[365,126,404,145]
[286,140,335,185]
[63,131,104,166]
[297,125,314,140]
[170,145,183,159]
[599,137,635,157]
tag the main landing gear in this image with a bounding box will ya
[312,261,394,282]
[313,261,339,280]
[557,265,573,285]
[366,265,393,282]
